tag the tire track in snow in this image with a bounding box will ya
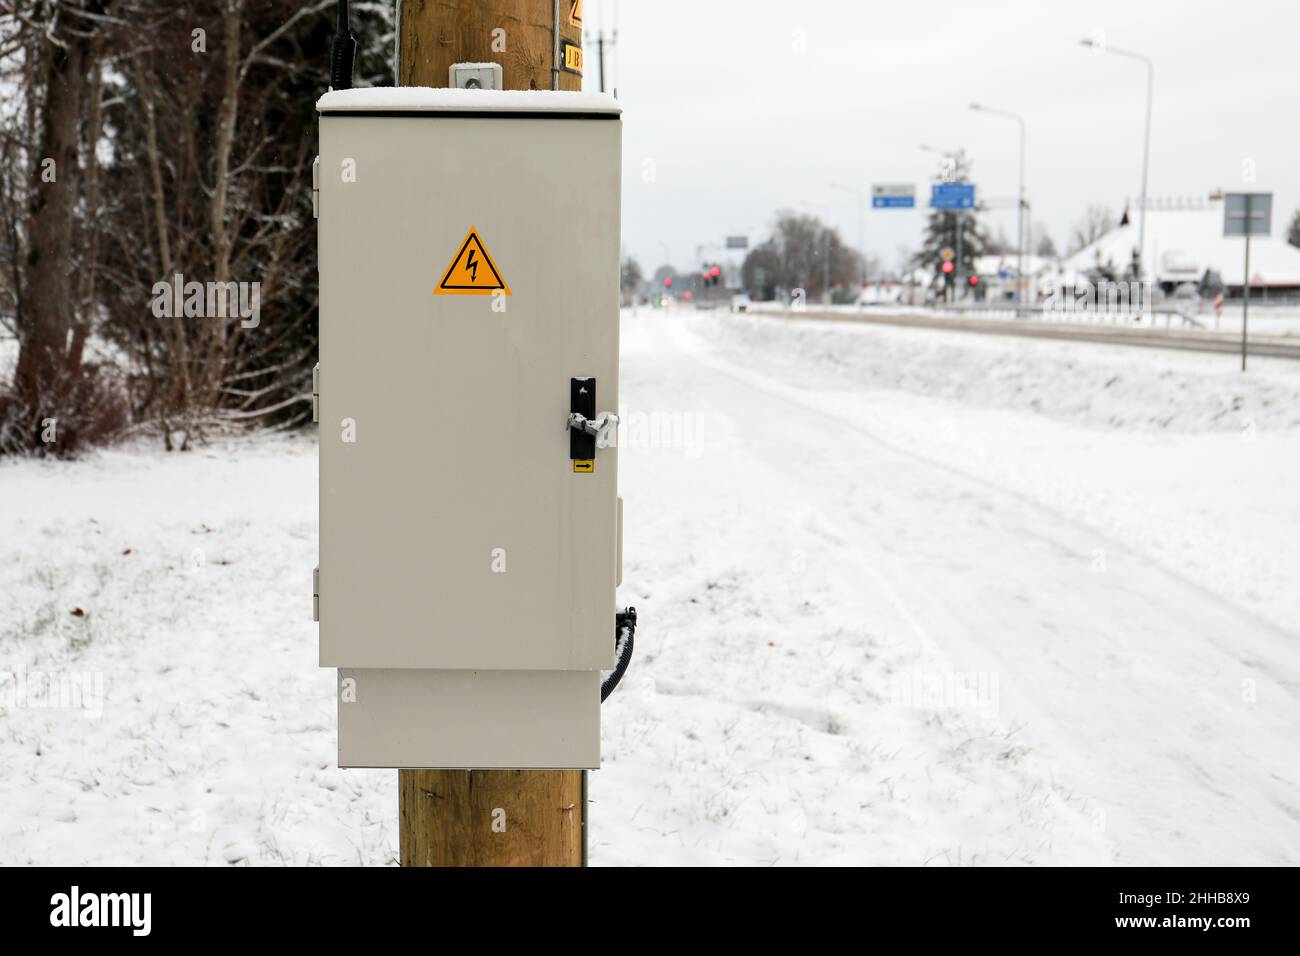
[652,313,1300,864]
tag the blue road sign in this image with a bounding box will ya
[931,182,976,210]
[872,184,915,209]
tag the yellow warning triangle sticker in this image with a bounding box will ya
[435,228,511,296]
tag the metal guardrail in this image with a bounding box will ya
[931,302,1202,328]
[777,307,1300,361]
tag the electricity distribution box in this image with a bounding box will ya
[314,88,623,769]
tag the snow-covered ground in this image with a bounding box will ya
[2,310,1299,865]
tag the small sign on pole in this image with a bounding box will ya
[1224,193,1271,237]
[560,39,583,75]
[1224,192,1272,371]
[725,235,749,250]
[872,184,915,209]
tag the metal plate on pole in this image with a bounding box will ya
[1224,192,1271,236]
[930,182,976,209]
[872,183,915,209]
[1223,192,1272,372]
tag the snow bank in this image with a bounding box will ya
[696,312,1300,434]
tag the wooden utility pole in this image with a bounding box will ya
[396,0,586,868]
[400,770,583,866]
[399,0,582,91]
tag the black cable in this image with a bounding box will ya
[330,0,356,91]
[601,607,636,702]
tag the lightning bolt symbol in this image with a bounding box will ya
[466,248,479,283]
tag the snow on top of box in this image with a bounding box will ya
[317,87,621,115]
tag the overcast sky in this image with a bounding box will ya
[584,0,1300,274]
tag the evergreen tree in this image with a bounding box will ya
[911,151,990,292]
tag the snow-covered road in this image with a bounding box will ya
[2,309,1298,865]
[605,310,1300,865]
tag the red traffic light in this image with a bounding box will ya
[664,277,673,287]
[710,266,721,278]
[941,261,955,274]
[968,275,979,286]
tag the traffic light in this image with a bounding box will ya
[663,276,672,288]
[968,275,979,286]
[941,260,955,274]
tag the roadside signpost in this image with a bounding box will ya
[930,183,977,301]
[872,184,916,209]
[1224,192,1272,371]
[930,182,976,209]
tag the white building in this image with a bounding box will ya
[1061,196,1300,297]
[970,253,1056,301]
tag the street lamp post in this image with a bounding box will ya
[969,103,1026,304]
[831,182,867,291]
[1081,37,1154,296]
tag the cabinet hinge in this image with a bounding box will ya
[311,155,320,219]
